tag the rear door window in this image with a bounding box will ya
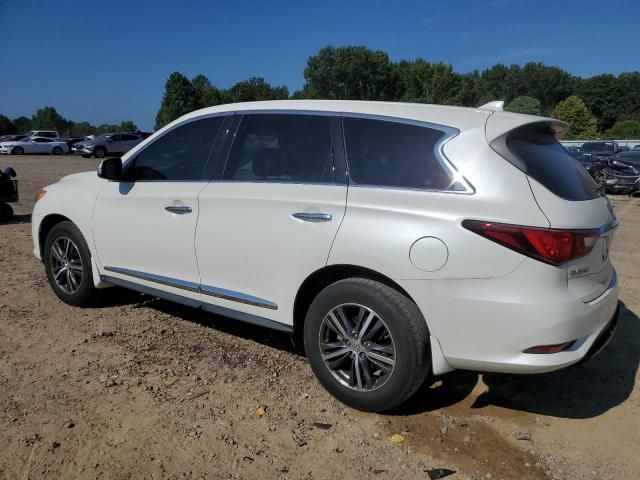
[491,123,600,201]
[223,114,334,183]
[342,117,460,191]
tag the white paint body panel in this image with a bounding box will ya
[92,181,205,302]
[195,182,347,325]
[31,100,618,378]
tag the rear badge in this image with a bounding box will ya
[569,264,590,278]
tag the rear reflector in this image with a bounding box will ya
[462,220,599,266]
[524,341,575,354]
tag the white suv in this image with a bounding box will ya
[32,100,619,411]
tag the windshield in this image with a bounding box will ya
[95,134,113,140]
[617,153,640,165]
[581,142,614,153]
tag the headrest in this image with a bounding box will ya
[253,149,285,177]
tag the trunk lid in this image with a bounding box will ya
[487,113,618,301]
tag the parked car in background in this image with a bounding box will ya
[72,132,144,158]
[24,130,60,139]
[579,141,620,160]
[0,134,27,143]
[32,100,619,412]
[0,136,69,155]
[63,136,88,151]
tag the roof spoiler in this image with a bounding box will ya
[478,100,504,112]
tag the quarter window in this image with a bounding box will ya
[223,114,334,183]
[124,116,223,181]
[343,117,459,191]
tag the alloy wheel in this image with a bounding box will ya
[318,303,396,391]
[50,237,83,294]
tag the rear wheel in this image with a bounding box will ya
[44,221,100,306]
[304,278,431,412]
[94,146,106,158]
[52,146,63,155]
[11,146,24,155]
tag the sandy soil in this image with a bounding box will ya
[0,155,638,480]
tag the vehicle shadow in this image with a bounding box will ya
[2,213,31,224]
[138,296,300,356]
[394,301,639,419]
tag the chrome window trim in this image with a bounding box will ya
[103,266,278,310]
[218,109,474,194]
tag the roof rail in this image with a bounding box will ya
[478,101,504,112]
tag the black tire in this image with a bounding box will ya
[52,146,63,155]
[303,278,431,412]
[44,221,100,306]
[81,154,90,158]
[12,146,24,155]
[0,203,13,222]
[94,146,106,158]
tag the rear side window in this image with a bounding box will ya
[125,116,223,181]
[343,117,459,191]
[223,114,334,183]
[492,124,600,201]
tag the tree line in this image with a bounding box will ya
[156,45,640,140]
[0,106,138,137]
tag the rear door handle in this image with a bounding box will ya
[165,205,192,215]
[292,212,332,222]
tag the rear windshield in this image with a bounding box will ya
[491,123,600,201]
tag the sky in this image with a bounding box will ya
[1,0,638,131]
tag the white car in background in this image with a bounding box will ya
[0,136,69,155]
[31,100,619,412]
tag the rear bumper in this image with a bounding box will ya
[400,263,619,375]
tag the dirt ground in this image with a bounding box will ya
[0,155,638,480]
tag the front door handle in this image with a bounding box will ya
[292,212,332,222]
[165,205,192,215]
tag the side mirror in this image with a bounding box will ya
[97,157,122,180]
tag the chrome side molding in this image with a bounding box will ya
[103,266,278,310]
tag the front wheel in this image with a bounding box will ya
[94,146,106,158]
[304,278,431,412]
[44,221,100,306]
[12,146,24,155]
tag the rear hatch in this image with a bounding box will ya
[487,114,617,302]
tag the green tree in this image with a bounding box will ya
[603,120,640,139]
[155,72,197,130]
[575,74,618,130]
[12,116,31,133]
[95,123,118,134]
[474,64,523,106]
[393,59,464,105]
[228,77,288,103]
[0,114,17,134]
[31,106,70,133]
[191,74,224,108]
[69,121,96,136]
[118,120,138,132]
[519,62,575,114]
[302,45,395,100]
[551,96,598,140]
[505,96,542,115]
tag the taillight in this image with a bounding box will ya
[462,220,600,266]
